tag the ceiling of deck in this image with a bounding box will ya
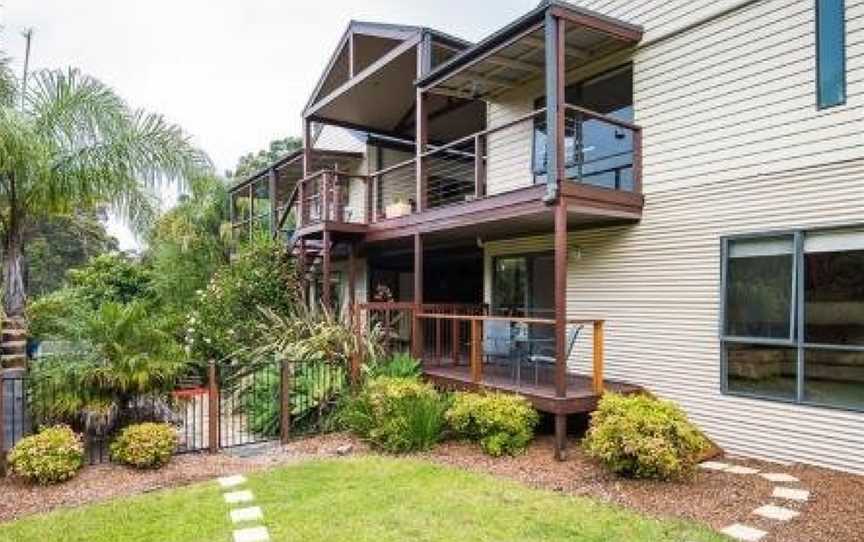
[310,43,485,142]
[426,24,635,101]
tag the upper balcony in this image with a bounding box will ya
[272,2,646,246]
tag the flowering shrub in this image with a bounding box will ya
[110,422,177,469]
[446,392,539,456]
[583,393,709,480]
[7,425,84,484]
[341,377,448,453]
[185,238,299,360]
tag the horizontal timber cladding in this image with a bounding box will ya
[481,0,863,197]
[484,158,864,474]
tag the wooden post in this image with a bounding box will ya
[554,414,567,461]
[207,361,218,453]
[268,168,278,237]
[451,318,460,364]
[298,178,306,227]
[633,128,643,194]
[435,318,442,363]
[280,359,291,445]
[412,233,423,360]
[333,172,342,223]
[470,319,482,384]
[554,202,568,399]
[302,119,313,176]
[593,321,605,395]
[474,133,485,198]
[321,172,330,222]
[415,89,428,212]
[322,229,332,310]
[0,370,6,475]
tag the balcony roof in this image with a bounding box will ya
[417,1,643,99]
[303,20,485,142]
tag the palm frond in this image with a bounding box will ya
[0,51,17,107]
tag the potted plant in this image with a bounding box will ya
[385,196,412,219]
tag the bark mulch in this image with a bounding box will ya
[0,433,360,523]
[2,432,862,542]
[418,436,864,542]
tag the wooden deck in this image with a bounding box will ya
[423,363,642,415]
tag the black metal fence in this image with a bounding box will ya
[0,358,349,469]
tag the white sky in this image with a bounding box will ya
[1,0,537,248]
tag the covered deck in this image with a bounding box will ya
[353,302,643,457]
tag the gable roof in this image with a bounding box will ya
[304,20,470,115]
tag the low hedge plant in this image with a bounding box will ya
[583,393,709,480]
[110,422,177,469]
[7,425,84,484]
[342,376,447,453]
[446,392,539,456]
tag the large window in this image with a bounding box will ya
[721,227,864,410]
[816,0,846,109]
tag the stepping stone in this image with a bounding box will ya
[772,487,809,501]
[231,506,264,524]
[218,474,248,489]
[233,526,270,542]
[698,461,731,471]
[224,490,255,504]
[753,504,800,521]
[721,523,768,541]
[760,472,799,483]
[725,465,760,475]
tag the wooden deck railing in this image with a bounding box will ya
[415,313,605,397]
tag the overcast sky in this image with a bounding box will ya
[1,0,536,248]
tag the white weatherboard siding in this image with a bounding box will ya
[486,158,864,474]
[477,0,864,472]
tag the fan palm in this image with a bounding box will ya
[0,55,209,366]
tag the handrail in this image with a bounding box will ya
[368,158,415,179]
[416,313,601,326]
[563,103,641,132]
[420,107,547,160]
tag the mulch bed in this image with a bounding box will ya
[2,432,862,542]
[0,433,359,523]
[418,437,864,542]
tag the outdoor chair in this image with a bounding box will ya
[483,320,519,384]
[527,325,583,386]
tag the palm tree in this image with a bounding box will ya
[0,53,209,367]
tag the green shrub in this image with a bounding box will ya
[110,422,177,469]
[342,377,447,453]
[583,393,709,480]
[7,425,84,484]
[446,392,539,456]
[364,352,421,379]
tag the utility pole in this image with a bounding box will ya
[20,28,34,110]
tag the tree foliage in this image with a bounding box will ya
[229,136,301,180]
[24,211,119,296]
[0,60,210,318]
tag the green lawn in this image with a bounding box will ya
[0,457,728,542]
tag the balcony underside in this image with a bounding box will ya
[364,182,643,245]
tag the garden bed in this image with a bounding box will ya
[419,436,864,542]
[2,433,862,542]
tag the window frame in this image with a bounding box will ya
[720,224,864,413]
[815,0,847,109]
[491,251,554,319]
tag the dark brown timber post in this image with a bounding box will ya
[322,229,332,311]
[412,233,423,360]
[280,358,292,445]
[208,360,218,453]
[0,369,5,475]
[474,133,486,198]
[268,167,278,237]
[415,89,428,213]
[302,119,313,177]
[548,11,569,461]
